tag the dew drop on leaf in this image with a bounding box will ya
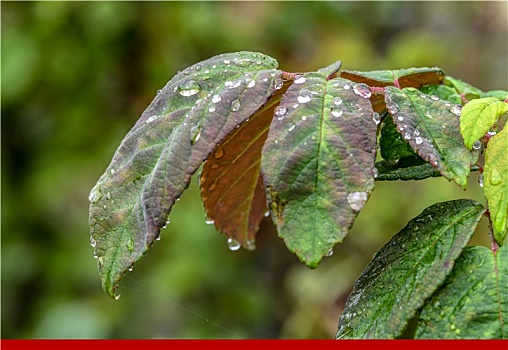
[294,76,306,84]
[326,248,334,257]
[386,103,398,115]
[288,124,296,132]
[274,106,287,117]
[472,140,482,150]
[451,105,462,116]
[233,58,253,67]
[331,108,343,118]
[430,95,440,101]
[415,137,423,145]
[297,89,312,104]
[372,112,381,125]
[208,105,216,113]
[230,99,241,112]
[190,123,202,145]
[227,237,241,251]
[178,80,200,96]
[347,192,368,212]
[205,218,215,225]
[145,115,158,124]
[333,97,343,106]
[478,174,484,187]
[353,83,372,98]
[90,236,97,248]
[245,78,256,88]
[404,132,411,140]
[212,94,221,103]
[274,79,284,90]
[343,84,350,90]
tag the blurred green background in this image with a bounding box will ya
[2,1,506,339]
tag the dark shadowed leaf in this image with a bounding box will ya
[375,158,441,181]
[199,82,291,250]
[416,246,507,339]
[336,199,485,339]
[385,87,479,189]
[379,111,416,162]
[484,128,508,245]
[261,69,377,268]
[460,97,508,150]
[88,51,283,298]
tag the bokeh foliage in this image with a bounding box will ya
[2,1,506,338]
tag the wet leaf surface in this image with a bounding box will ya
[419,84,462,105]
[261,72,377,267]
[444,76,483,101]
[200,82,291,250]
[379,111,416,162]
[375,158,441,181]
[340,67,445,88]
[336,199,485,339]
[484,127,508,245]
[460,97,508,150]
[88,52,282,298]
[385,86,478,189]
[416,246,507,339]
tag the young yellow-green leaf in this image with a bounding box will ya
[88,51,283,298]
[385,87,479,189]
[261,74,377,267]
[460,97,508,150]
[336,199,485,339]
[416,246,507,339]
[484,127,508,245]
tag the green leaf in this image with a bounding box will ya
[261,74,377,267]
[484,127,508,245]
[375,158,441,181]
[460,97,508,150]
[88,51,283,298]
[481,90,508,101]
[419,85,463,105]
[416,246,508,339]
[380,111,416,162]
[444,76,483,101]
[340,67,445,88]
[336,199,485,339]
[385,87,479,189]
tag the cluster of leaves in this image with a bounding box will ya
[88,51,507,338]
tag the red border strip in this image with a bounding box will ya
[2,340,508,350]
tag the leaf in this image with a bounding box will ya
[384,86,479,189]
[340,67,445,114]
[419,85,463,105]
[484,127,508,245]
[416,246,507,339]
[460,97,508,150]
[481,90,508,101]
[88,51,283,298]
[335,199,486,339]
[379,111,416,162]
[261,72,377,268]
[444,76,483,101]
[199,81,291,250]
[340,67,445,88]
[375,158,441,181]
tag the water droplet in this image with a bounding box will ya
[128,266,133,272]
[478,175,484,187]
[415,137,423,145]
[397,116,404,121]
[449,324,456,331]
[212,94,221,103]
[223,59,231,65]
[386,103,398,115]
[331,109,343,118]
[106,192,112,200]
[245,240,256,251]
[90,236,97,248]
[451,105,462,116]
[264,210,270,217]
[288,124,296,132]
[297,89,312,103]
[246,78,256,88]
[292,103,299,109]
[404,132,411,140]
[333,97,343,106]
[343,84,350,90]
[301,115,307,121]
[294,76,306,84]
[156,235,161,241]
[353,83,372,98]
[490,169,502,185]
[372,113,381,125]
[274,106,287,117]
[208,105,216,113]
[190,123,202,145]
[430,95,439,101]
[231,99,241,112]
[425,111,433,118]
[178,80,200,96]
[347,192,368,212]
[114,294,122,301]
[227,238,241,251]
[311,135,316,141]
[233,58,253,67]
[89,185,101,203]
[372,167,379,178]
[274,79,284,90]
[145,115,158,124]
[205,219,215,225]
[487,129,497,136]
[472,140,482,150]
[326,248,334,257]
[414,129,420,136]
